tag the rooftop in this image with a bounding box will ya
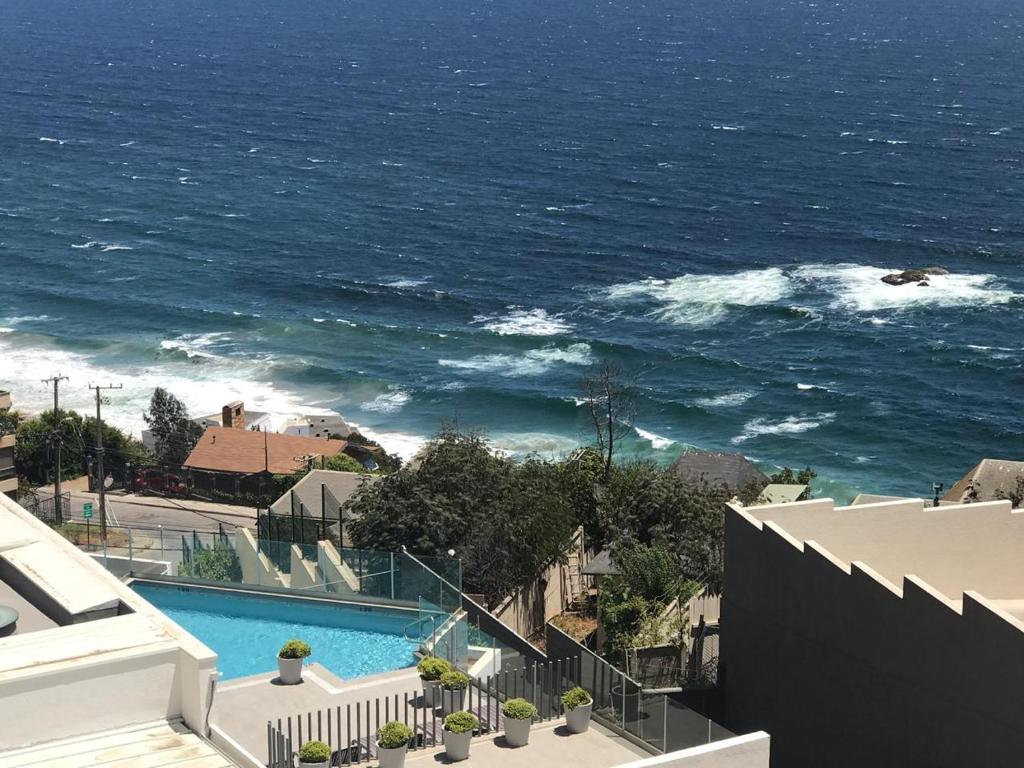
[740,496,1024,606]
[184,427,347,475]
[670,451,767,492]
[269,468,376,520]
[945,457,1024,503]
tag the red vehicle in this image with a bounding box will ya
[134,468,190,498]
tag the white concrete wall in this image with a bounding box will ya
[235,527,286,587]
[0,494,219,748]
[613,733,770,768]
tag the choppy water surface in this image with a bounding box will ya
[2,0,1023,499]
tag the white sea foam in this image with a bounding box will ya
[792,264,1019,312]
[0,334,309,439]
[360,390,411,414]
[694,391,756,408]
[384,279,428,289]
[39,137,65,145]
[488,432,580,458]
[347,425,426,461]
[476,307,572,337]
[607,267,792,325]
[796,383,829,391]
[439,343,592,376]
[635,427,675,450]
[732,412,836,444]
[159,332,230,360]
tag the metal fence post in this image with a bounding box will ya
[159,525,164,560]
[128,528,133,564]
[390,552,395,600]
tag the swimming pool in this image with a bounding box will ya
[133,581,419,681]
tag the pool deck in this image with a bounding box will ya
[211,666,651,768]
[211,663,424,762]
[406,721,649,768]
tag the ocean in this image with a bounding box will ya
[1,0,1022,501]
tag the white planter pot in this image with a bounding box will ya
[277,656,304,685]
[565,700,592,733]
[441,687,467,716]
[444,729,473,762]
[421,678,440,707]
[503,716,532,747]
[299,761,329,768]
[376,743,408,768]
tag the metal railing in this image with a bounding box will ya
[546,624,733,753]
[267,656,584,767]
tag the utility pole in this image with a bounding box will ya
[89,383,122,542]
[42,374,69,524]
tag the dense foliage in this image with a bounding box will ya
[14,408,152,486]
[346,428,579,606]
[323,452,372,474]
[417,656,452,681]
[297,741,331,763]
[561,687,592,711]
[143,388,204,466]
[440,670,470,690]
[278,639,312,659]
[501,698,538,720]
[376,721,413,749]
[444,710,479,734]
[179,544,242,582]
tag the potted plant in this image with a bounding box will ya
[443,710,479,762]
[417,656,452,707]
[278,638,311,685]
[297,740,331,768]
[376,721,413,768]
[439,670,470,716]
[561,687,593,733]
[501,698,538,747]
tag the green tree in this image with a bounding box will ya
[346,427,578,606]
[14,409,151,486]
[344,431,402,473]
[143,388,204,466]
[324,453,372,474]
[599,461,732,590]
[768,466,816,501]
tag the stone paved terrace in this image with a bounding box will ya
[405,721,648,768]
[211,664,652,768]
[212,664,425,763]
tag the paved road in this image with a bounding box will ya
[39,490,259,534]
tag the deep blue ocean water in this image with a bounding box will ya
[1,0,1023,501]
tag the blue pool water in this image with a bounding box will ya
[133,582,418,681]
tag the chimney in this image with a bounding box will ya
[222,401,245,430]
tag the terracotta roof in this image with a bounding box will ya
[183,428,346,475]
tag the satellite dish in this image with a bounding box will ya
[104,475,114,489]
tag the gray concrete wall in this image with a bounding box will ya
[720,505,1024,767]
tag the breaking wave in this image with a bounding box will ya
[475,307,572,337]
[606,268,793,325]
[439,343,592,376]
[732,412,836,444]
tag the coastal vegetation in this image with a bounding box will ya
[13,408,151,486]
[144,388,204,467]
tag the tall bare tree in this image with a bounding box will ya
[580,361,635,480]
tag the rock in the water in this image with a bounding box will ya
[881,267,948,286]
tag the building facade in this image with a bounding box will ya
[721,497,1024,767]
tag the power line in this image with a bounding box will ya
[41,374,69,524]
[88,382,123,542]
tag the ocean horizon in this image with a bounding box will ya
[2,0,1023,502]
